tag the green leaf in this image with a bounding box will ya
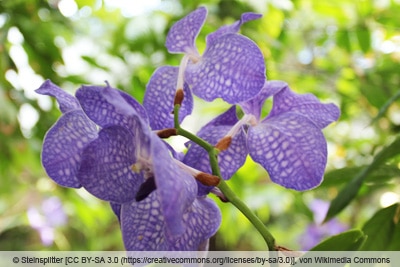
[295,231,366,267]
[322,164,400,187]
[325,136,400,221]
[336,29,352,53]
[388,219,400,250]
[310,229,366,251]
[370,90,400,125]
[81,55,110,71]
[361,203,400,250]
[356,25,371,53]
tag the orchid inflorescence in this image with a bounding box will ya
[36,7,339,251]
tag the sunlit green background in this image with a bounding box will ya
[1,0,399,251]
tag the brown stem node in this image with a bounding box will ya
[195,172,220,187]
[156,128,177,138]
[215,136,232,151]
[174,88,184,106]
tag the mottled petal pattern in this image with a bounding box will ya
[42,110,98,188]
[143,66,193,130]
[78,126,144,203]
[266,85,340,129]
[186,33,265,103]
[151,135,197,236]
[248,113,327,190]
[98,85,153,160]
[206,12,262,47]
[240,80,287,120]
[184,107,247,195]
[166,6,207,55]
[121,193,221,251]
[169,197,221,250]
[76,84,148,129]
[121,192,168,251]
[35,80,80,113]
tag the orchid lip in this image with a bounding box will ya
[131,156,153,179]
[135,176,157,201]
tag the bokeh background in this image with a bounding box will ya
[1,0,399,251]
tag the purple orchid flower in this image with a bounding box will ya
[166,7,266,104]
[186,81,339,191]
[78,87,221,250]
[243,81,340,190]
[36,80,221,250]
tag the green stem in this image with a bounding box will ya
[217,179,276,251]
[173,104,276,251]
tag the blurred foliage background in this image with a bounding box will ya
[1,0,399,251]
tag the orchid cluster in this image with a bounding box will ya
[36,7,339,251]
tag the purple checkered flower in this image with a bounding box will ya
[244,81,340,190]
[36,80,221,250]
[166,7,266,104]
[78,88,221,250]
[187,81,339,191]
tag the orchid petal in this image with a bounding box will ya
[248,112,328,190]
[35,80,80,113]
[171,197,221,250]
[266,85,340,129]
[240,80,287,120]
[121,192,168,251]
[121,193,220,251]
[143,66,193,130]
[76,84,148,129]
[186,33,265,104]
[206,12,262,47]
[151,135,197,236]
[41,110,97,188]
[78,125,144,203]
[166,7,207,55]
